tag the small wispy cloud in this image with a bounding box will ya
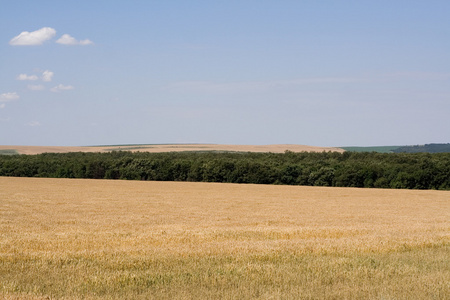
[16,70,76,93]
[0,92,19,108]
[50,84,74,92]
[56,34,93,46]
[80,39,94,45]
[10,27,93,47]
[0,92,20,101]
[17,74,39,81]
[17,70,54,84]
[28,84,45,91]
[42,70,54,82]
[9,27,56,46]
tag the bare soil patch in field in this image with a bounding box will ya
[1,177,448,299]
[0,143,344,155]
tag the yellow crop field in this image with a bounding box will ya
[1,177,449,299]
[0,144,344,155]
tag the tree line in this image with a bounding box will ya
[1,151,449,190]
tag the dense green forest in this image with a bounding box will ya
[1,151,449,190]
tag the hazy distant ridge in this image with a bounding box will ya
[342,143,450,153]
[392,143,450,153]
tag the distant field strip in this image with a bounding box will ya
[0,144,345,155]
[340,146,401,153]
[1,177,449,299]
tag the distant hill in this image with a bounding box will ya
[342,143,450,153]
[392,143,450,153]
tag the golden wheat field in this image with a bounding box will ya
[1,177,449,299]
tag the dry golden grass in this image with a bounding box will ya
[1,177,449,299]
[0,143,344,155]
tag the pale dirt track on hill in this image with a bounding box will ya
[0,144,345,155]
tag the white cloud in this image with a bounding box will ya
[17,70,55,83]
[9,27,93,47]
[42,70,54,82]
[28,84,45,91]
[17,74,39,81]
[0,92,20,102]
[80,39,94,45]
[50,84,74,92]
[56,34,77,45]
[56,34,93,46]
[0,92,19,108]
[9,27,56,46]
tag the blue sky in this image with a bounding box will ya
[1,1,449,146]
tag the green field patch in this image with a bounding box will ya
[341,146,401,153]
[0,149,18,155]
